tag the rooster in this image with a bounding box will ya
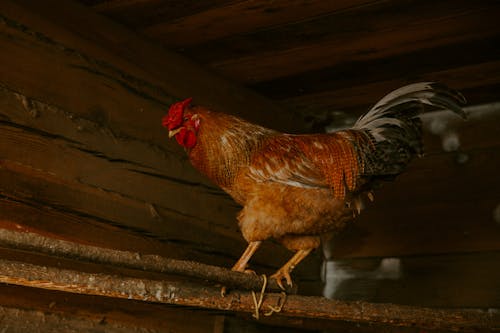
[162,82,466,289]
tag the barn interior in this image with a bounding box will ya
[0,0,499,332]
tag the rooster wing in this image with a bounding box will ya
[244,132,372,198]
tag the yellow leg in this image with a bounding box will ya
[231,241,262,272]
[221,241,262,297]
[271,249,312,290]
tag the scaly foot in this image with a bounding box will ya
[269,248,313,290]
[270,267,293,290]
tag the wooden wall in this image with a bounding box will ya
[0,1,323,331]
[0,0,316,272]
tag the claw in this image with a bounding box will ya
[270,248,313,290]
[275,276,285,291]
[270,269,293,290]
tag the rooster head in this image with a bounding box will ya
[162,97,200,149]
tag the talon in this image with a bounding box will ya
[277,279,285,291]
[285,272,293,287]
[271,249,312,290]
[270,269,293,290]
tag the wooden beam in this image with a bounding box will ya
[141,0,376,47]
[0,283,309,333]
[0,256,497,332]
[0,284,221,333]
[92,0,235,28]
[0,120,242,248]
[0,228,287,293]
[0,305,163,333]
[203,1,500,83]
[0,0,305,132]
[281,60,500,117]
[250,35,500,101]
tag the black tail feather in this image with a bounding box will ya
[353,82,466,178]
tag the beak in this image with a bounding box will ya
[168,127,183,138]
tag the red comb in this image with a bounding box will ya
[176,97,193,111]
[163,97,193,129]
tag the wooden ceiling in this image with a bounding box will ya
[79,0,500,130]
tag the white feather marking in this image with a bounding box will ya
[371,82,434,110]
[220,134,229,146]
[313,141,325,149]
[276,180,317,188]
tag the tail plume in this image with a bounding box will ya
[353,82,466,177]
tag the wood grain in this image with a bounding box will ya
[0,257,497,332]
[250,35,500,101]
[281,60,500,122]
[0,228,288,292]
[0,0,304,132]
[93,0,234,28]
[208,3,500,84]
[141,0,377,46]
[0,284,219,333]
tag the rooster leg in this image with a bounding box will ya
[271,249,312,290]
[231,241,262,272]
[221,241,262,297]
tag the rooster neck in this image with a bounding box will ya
[185,109,277,193]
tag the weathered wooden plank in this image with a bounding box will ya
[0,0,304,132]
[141,0,378,47]
[281,60,500,122]
[205,2,500,83]
[92,0,235,28]
[249,35,500,101]
[0,122,239,239]
[0,257,497,332]
[0,165,230,256]
[0,160,262,264]
[0,305,163,333]
[0,284,219,333]
[0,15,206,184]
[0,198,223,264]
[0,284,476,333]
[0,283,313,333]
[324,252,500,308]
[179,0,497,64]
[0,228,288,292]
